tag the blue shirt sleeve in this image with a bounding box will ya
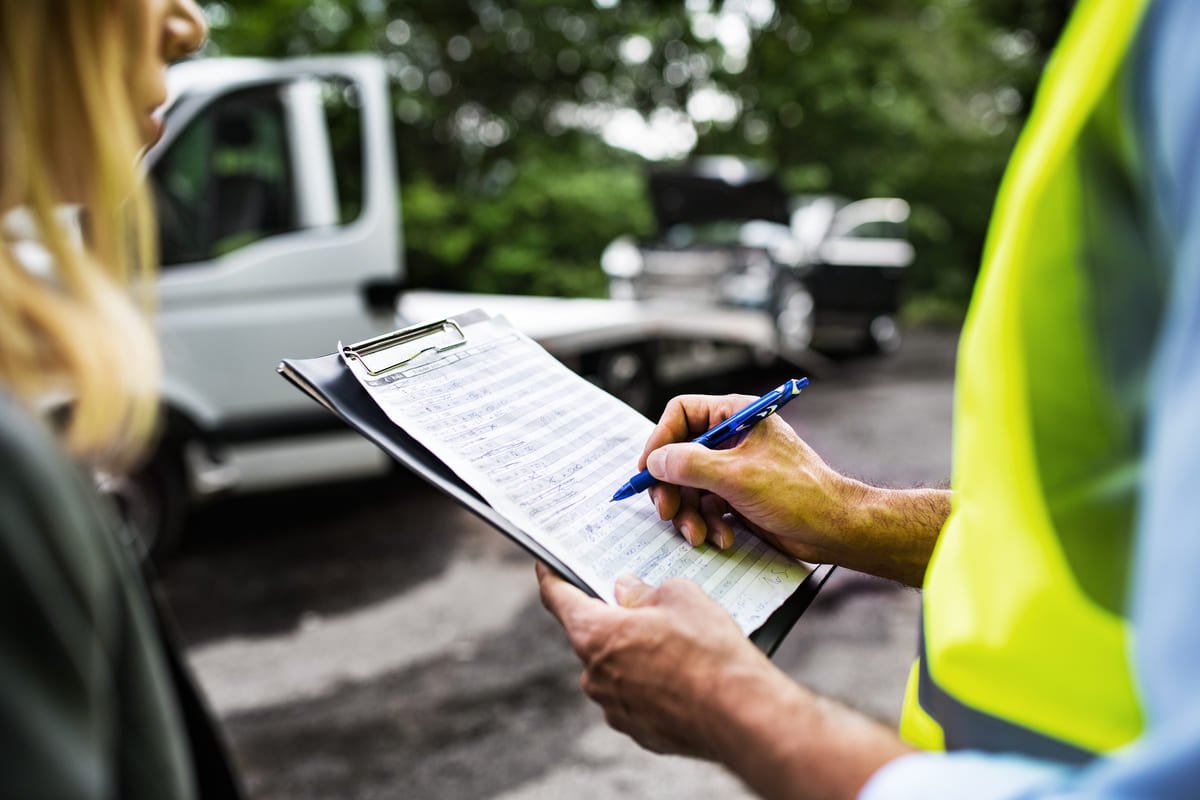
[862,0,1200,796]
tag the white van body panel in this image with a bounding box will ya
[141,56,771,510]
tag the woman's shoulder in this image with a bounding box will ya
[0,393,201,798]
[0,392,90,507]
[0,391,119,600]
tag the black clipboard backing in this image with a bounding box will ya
[278,314,832,656]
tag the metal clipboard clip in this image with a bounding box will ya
[341,318,468,377]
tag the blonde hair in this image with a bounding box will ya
[0,0,161,468]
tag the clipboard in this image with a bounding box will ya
[278,310,833,656]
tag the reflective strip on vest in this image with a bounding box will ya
[900,0,1154,758]
[916,626,1095,765]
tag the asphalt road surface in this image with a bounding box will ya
[161,325,959,799]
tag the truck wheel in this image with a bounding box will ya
[110,447,188,562]
[862,314,902,355]
[597,346,659,416]
[774,279,815,356]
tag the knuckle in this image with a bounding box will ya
[603,706,632,735]
[574,619,605,655]
[667,445,707,486]
[659,577,699,601]
[659,395,685,424]
[580,670,600,699]
[562,612,601,659]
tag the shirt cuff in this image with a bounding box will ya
[859,751,1070,800]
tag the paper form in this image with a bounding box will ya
[344,316,811,634]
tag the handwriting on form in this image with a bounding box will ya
[347,319,809,633]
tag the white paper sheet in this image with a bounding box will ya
[344,316,810,633]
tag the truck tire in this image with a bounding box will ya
[861,314,902,355]
[111,445,188,562]
[596,345,660,416]
[773,279,816,357]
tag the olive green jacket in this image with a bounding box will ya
[0,395,240,799]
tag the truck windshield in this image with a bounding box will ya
[153,86,299,266]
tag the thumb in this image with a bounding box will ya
[614,574,655,608]
[645,442,726,494]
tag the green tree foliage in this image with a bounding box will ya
[401,134,652,296]
[700,0,1070,303]
[203,0,1068,308]
[708,0,1068,304]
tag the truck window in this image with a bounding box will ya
[321,78,364,226]
[154,86,299,266]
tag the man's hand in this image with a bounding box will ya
[535,561,766,759]
[536,563,913,799]
[639,393,854,559]
[639,393,949,587]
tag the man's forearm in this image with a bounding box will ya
[831,481,950,587]
[709,659,912,800]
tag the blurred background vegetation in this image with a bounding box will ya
[203,0,1070,317]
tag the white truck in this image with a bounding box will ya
[127,55,777,555]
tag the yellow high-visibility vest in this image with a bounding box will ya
[901,0,1158,761]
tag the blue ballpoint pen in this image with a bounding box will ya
[610,377,809,502]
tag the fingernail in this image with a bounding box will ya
[719,530,735,550]
[647,449,666,476]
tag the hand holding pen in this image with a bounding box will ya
[612,378,809,501]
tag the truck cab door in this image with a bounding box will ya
[150,69,400,437]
